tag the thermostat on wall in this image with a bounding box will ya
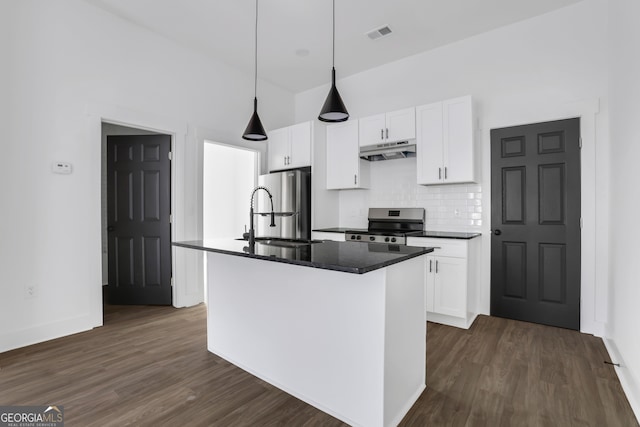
[52,162,72,174]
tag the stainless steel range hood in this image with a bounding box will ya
[359,140,416,161]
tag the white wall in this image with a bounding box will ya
[203,143,257,239]
[334,158,484,231]
[304,117,340,230]
[297,0,609,334]
[0,0,294,353]
[606,0,640,419]
[0,5,7,139]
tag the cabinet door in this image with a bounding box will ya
[268,127,290,172]
[426,256,435,312]
[386,107,416,143]
[358,114,385,147]
[288,121,312,169]
[326,121,360,189]
[416,102,444,184]
[433,256,467,318]
[443,96,474,183]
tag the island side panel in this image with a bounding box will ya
[206,252,387,427]
[383,255,427,426]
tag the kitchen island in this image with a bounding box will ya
[173,239,433,427]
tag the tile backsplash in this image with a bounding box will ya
[338,157,482,231]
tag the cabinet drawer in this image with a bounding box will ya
[312,231,346,242]
[407,237,468,258]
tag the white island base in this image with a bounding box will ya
[206,252,427,427]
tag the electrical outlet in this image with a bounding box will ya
[454,208,461,217]
[25,285,36,299]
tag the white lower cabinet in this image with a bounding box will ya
[407,237,480,329]
[311,231,346,242]
[426,255,467,317]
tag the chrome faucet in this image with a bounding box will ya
[248,186,276,247]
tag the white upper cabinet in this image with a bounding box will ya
[416,96,475,185]
[268,127,290,171]
[268,121,312,172]
[359,107,416,147]
[326,120,369,190]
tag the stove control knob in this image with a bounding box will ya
[356,235,361,240]
[369,236,375,241]
[384,237,390,242]
[350,235,355,240]
[391,237,397,243]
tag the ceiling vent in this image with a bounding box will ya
[366,25,392,40]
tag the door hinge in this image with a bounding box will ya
[169,214,173,223]
[171,277,174,287]
[580,217,583,228]
[168,151,173,160]
[579,138,582,149]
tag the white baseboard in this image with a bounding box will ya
[603,338,640,424]
[0,314,100,354]
[581,319,606,337]
[427,311,477,329]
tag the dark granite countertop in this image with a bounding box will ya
[314,228,481,240]
[411,231,482,240]
[173,239,433,274]
[312,227,367,233]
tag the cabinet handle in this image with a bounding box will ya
[380,129,384,140]
[445,167,448,179]
[429,259,432,273]
[438,167,442,180]
[436,260,439,274]
[354,174,358,185]
[386,128,389,139]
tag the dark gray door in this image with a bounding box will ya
[490,118,580,330]
[107,134,172,305]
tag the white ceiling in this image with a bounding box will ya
[83,0,584,93]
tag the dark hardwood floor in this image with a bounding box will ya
[0,305,637,426]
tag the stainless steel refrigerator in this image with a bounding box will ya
[255,169,311,240]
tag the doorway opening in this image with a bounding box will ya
[101,122,173,309]
[203,142,258,240]
[202,141,258,302]
[490,118,581,330]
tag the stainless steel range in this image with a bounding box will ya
[346,208,425,244]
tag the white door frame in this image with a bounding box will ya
[87,103,188,326]
[481,98,605,336]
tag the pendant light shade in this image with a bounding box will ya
[243,98,267,141]
[318,0,349,122]
[318,68,349,122]
[243,0,268,141]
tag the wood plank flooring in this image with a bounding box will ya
[0,305,637,426]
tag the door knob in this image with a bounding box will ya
[493,229,502,236]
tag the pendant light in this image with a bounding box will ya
[242,0,267,141]
[318,0,349,122]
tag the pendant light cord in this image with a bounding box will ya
[332,0,335,68]
[254,0,258,98]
